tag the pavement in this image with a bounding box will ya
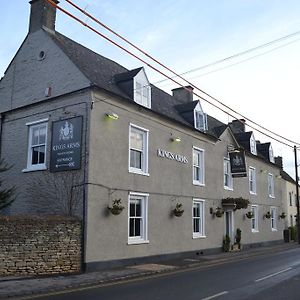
[0,242,299,299]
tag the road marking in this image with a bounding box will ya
[255,267,292,282]
[201,291,228,300]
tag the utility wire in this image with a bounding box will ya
[60,0,300,148]
[46,0,299,148]
[154,30,300,85]
[159,37,300,87]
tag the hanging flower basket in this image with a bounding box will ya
[222,197,249,210]
[280,212,286,219]
[215,207,224,218]
[173,203,184,217]
[108,199,125,215]
[265,211,271,219]
[245,211,254,219]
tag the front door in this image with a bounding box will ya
[225,210,234,243]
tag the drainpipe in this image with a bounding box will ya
[293,146,300,244]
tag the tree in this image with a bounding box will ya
[0,159,15,210]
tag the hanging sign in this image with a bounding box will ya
[50,116,83,172]
[229,150,247,178]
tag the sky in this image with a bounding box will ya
[1,0,300,177]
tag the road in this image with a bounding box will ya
[23,247,300,300]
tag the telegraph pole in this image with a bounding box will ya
[294,146,300,244]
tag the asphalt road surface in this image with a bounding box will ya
[24,247,300,300]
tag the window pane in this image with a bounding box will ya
[38,146,45,164]
[130,149,142,169]
[136,202,141,217]
[130,131,143,150]
[135,218,141,236]
[39,125,46,144]
[31,147,39,165]
[194,166,200,181]
[193,152,199,166]
[129,219,135,237]
[130,202,135,217]
[194,218,199,233]
[31,127,39,145]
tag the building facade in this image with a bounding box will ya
[0,0,288,270]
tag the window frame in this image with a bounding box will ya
[251,205,259,232]
[223,157,233,190]
[192,199,205,239]
[249,166,257,195]
[250,133,257,155]
[270,207,277,231]
[192,147,205,186]
[129,124,149,176]
[268,173,275,198]
[128,192,149,245]
[24,119,48,172]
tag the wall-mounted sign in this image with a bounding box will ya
[157,149,188,164]
[229,150,247,178]
[50,116,83,172]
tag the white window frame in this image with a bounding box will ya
[251,205,259,232]
[224,157,233,190]
[194,110,207,132]
[193,199,205,238]
[268,173,275,198]
[250,133,257,155]
[129,124,149,176]
[270,207,277,231]
[193,147,205,186]
[133,69,151,109]
[128,192,149,245]
[269,145,275,163]
[23,119,48,172]
[249,167,256,195]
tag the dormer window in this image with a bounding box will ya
[194,102,207,132]
[250,133,257,155]
[134,68,151,109]
[269,145,274,163]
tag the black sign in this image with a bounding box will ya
[229,150,247,178]
[50,116,83,172]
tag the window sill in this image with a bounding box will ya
[224,186,233,191]
[193,181,205,187]
[250,191,257,196]
[127,239,149,245]
[269,195,275,199]
[251,229,259,233]
[22,165,47,173]
[193,235,206,239]
[272,228,278,232]
[129,169,150,177]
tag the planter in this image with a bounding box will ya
[245,211,254,219]
[108,199,124,215]
[265,212,271,219]
[173,203,184,217]
[280,212,286,219]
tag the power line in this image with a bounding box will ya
[154,30,300,85]
[60,0,300,148]
[46,0,299,149]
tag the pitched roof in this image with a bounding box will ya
[280,170,295,184]
[46,30,223,140]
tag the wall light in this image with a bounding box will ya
[171,137,181,143]
[106,112,119,120]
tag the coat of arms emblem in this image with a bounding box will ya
[59,121,73,141]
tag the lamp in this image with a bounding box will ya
[106,112,119,120]
[171,137,181,143]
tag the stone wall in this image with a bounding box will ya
[0,216,82,277]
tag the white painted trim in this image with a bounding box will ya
[251,205,259,232]
[249,166,257,195]
[192,147,205,186]
[22,165,47,173]
[26,118,49,126]
[223,157,233,190]
[128,192,149,245]
[268,173,275,198]
[192,199,205,238]
[128,124,149,176]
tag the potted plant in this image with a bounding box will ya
[108,199,124,215]
[280,212,286,219]
[215,207,224,218]
[235,228,242,250]
[265,211,271,219]
[223,234,231,252]
[173,203,184,217]
[245,211,254,219]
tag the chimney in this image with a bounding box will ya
[172,86,194,104]
[229,119,246,134]
[274,156,283,169]
[29,0,59,33]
